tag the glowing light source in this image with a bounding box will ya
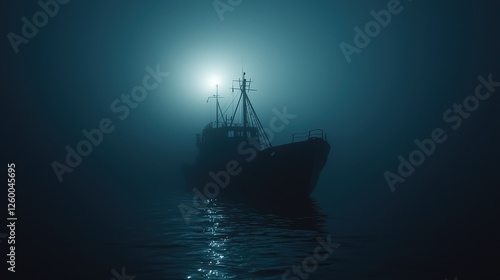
[208,76,219,88]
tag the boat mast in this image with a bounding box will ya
[242,72,248,133]
[216,84,219,128]
[207,84,225,128]
[229,71,272,148]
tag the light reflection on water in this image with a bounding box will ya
[112,191,341,280]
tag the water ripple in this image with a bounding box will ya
[111,191,341,279]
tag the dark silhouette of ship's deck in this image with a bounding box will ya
[184,72,330,200]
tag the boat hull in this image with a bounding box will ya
[183,137,330,200]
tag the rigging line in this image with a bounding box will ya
[229,93,243,127]
[222,93,237,115]
[246,97,272,148]
[220,87,232,109]
[218,102,225,125]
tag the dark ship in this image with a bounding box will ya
[184,72,330,200]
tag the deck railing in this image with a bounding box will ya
[292,129,327,143]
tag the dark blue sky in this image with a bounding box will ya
[3,0,499,207]
[4,0,498,192]
[4,0,498,179]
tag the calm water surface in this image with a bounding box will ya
[109,190,363,280]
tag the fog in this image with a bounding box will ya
[3,0,500,278]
